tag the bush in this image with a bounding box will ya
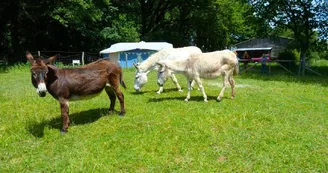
[278,50,299,69]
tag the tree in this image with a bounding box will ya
[250,0,328,75]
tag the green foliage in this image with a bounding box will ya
[100,14,140,43]
[278,50,299,69]
[0,0,326,62]
[1,66,328,172]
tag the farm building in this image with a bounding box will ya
[232,36,292,60]
[99,41,173,68]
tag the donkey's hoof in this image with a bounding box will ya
[184,99,189,102]
[60,129,68,135]
[156,91,161,94]
[217,98,221,102]
[119,112,125,117]
[178,89,183,92]
[108,109,114,114]
[204,99,208,102]
[231,96,235,100]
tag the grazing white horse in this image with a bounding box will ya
[133,46,202,94]
[157,50,239,102]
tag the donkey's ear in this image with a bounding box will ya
[44,54,59,64]
[145,70,151,75]
[26,50,34,65]
[133,63,139,70]
[156,62,166,68]
[47,64,58,79]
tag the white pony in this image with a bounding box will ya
[157,50,239,102]
[133,46,202,94]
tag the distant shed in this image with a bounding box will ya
[232,37,292,59]
[99,41,173,68]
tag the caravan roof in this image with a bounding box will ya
[100,41,173,54]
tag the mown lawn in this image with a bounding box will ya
[0,63,328,172]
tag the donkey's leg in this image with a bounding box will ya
[170,74,182,92]
[156,85,164,94]
[105,85,116,114]
[112,86,125,116]
[108,74,125,116]
[217,74,229,102]
[194,77,208,102]
[228,75,236,99]
[59,98,70,134]
[185,80,193,102]
[190,80,199,90]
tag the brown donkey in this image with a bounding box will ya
[26,51,126,134]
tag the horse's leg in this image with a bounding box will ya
[105,85,116,114]
[194,77,208,102]
[59,98,70,134]
[217,74,229,102]
[228,74,236,99]
[170,74,182,92]
[184,80,193,102]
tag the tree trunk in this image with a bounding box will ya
[298,50,306,76]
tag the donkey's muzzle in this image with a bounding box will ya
[38,91,46,97]
[37,83,47,97]
[134,85,141,92]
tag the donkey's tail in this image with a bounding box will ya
[233,62,239,76]
[120,70,127,89]
[233,52,239,76]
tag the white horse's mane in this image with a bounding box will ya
[137,46,202,72]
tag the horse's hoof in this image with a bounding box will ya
[184,99,189,102]
[204,99,208,102]
[156,91,161,94]
[119,112,125,116]
[217,98,221,102]
[178,89,183,92]
[231,97,235,100]
[108,109,114,114]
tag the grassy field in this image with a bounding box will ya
[0,63,328,172]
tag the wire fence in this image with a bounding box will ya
[2,51,101,66]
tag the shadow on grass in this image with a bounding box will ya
[130,88,181,95]
[148,95,222,102]
[26,108,118,138]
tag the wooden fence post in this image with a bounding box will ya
[38,51,40,56]
[82,52,85,65]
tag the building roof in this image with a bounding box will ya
[234,47,273,51]
[99,41,173,54]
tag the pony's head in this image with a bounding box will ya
[26,51,58,97]
[133,63,150,92]
[156,61,172,86]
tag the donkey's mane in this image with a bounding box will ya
[138,48,172,71]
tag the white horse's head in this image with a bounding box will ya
[133,63,150,92]
[156,61,172,86]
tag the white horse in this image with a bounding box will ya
[157,50,239,102]
[133,46,202,94]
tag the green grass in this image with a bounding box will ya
[0,63,328,172]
